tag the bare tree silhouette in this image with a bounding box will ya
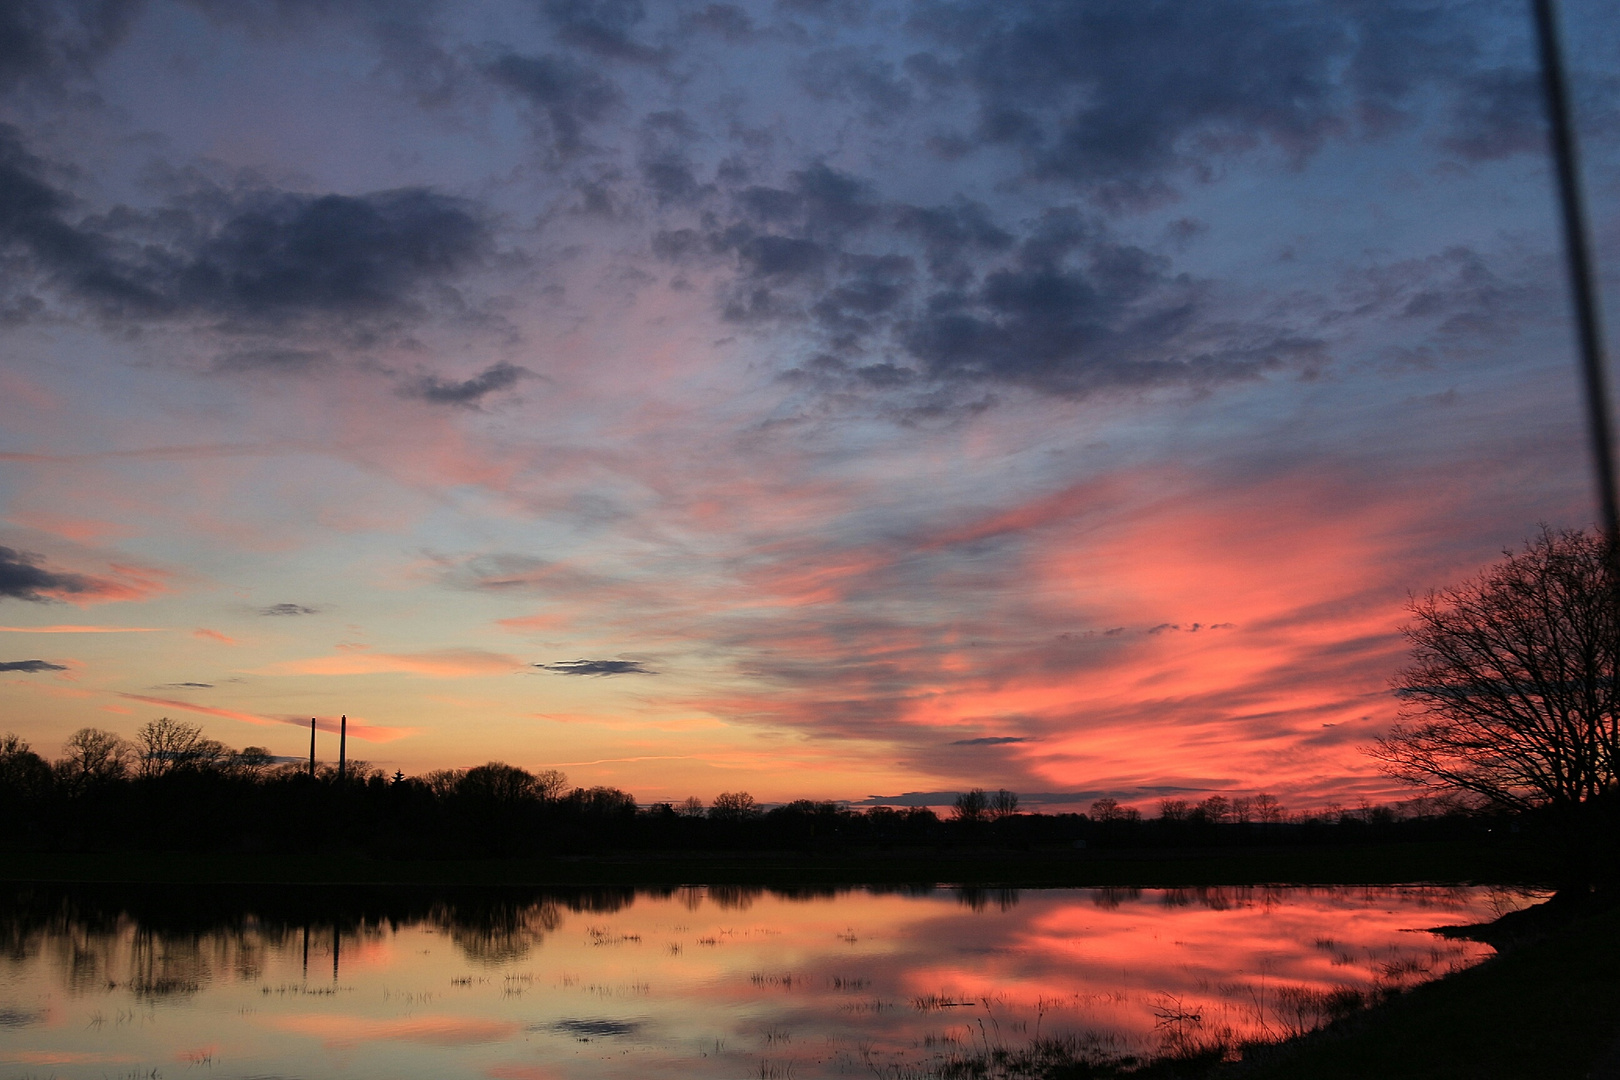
[134,718,227,778]
[57,728,132,791]
[1369,527,1619,817]
[990,789,1020,819]
[953,788,988,823]
[709,791,757,821]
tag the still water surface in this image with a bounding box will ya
[0,884,1530,1078]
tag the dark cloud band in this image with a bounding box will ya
[0,658,65,672]
[0,545,95,603]
[403,363,532,407]
[259,603,319,617]
[0,125,489,327]
[538,659,656,676]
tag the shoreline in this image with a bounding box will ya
[1220,892,1620,1079]
[0,839,1545,888]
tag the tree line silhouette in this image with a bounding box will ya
[0,718,1486,859]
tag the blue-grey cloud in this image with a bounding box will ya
[0,125,489,326]
[0,545,93,603]
[857,790,961,806]
[1344,245,1546,342]
[689,183,1319,399]
[168,188,488,320]
[1016,787,1214,804]
[0,0,141,94]
[485,51,623,153]
[259,603,319,617]
[0,659,66,672]
[1,1,1530,408]
[681,3,753,41]
[949,735,1028,746]
[904,0,1537,199]
[799,47,914,122]
[1441,68,1545,162]
[403,362,532,406]
[543,0,664,63]
[538,659,656,676]
[857,785,1221,808]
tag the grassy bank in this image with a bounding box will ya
[0,839,1546,888]
[1225,896,1620,1080]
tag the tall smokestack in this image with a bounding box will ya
[308,718,316,777]
[339,714,347,781]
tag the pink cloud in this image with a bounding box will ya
[8,512,133,544]
[495,613,570,633]
[107,696,414,748]
[194,628,238,644]
[47,561,173,606]
[113,695,415,744]
[0,625,163,633]
[269,715,418,743]
[117,693,280,727]
[635,449,1556,807]
[269,648,523,678]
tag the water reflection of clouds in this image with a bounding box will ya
[486,1065,566,1079]
[270,1013,522,1048]
[6,1049,140,1066]
[0,885,1532,1078]
[546,1017,646,1039]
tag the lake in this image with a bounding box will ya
[0,882,1531,1078]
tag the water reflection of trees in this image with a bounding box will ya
[707,884,761,910]
[1092,887,1142,910]
[0,881,939,983]
[436,898,564,965]
[0,884,659,988]
[956,886,1020,912]
[1074,884,1492,915]
[678,884,858,911]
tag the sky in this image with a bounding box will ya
[1,0,1617,812]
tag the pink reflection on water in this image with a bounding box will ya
[268,1013,522,1048]
[873,886,1502,1056]
[0,885,1534,1078]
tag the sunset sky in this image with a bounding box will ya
[1,0,1617,811]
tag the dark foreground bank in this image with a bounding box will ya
[1221,890,1620,1080]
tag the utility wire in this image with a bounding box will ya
[1533,0,1620,548]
